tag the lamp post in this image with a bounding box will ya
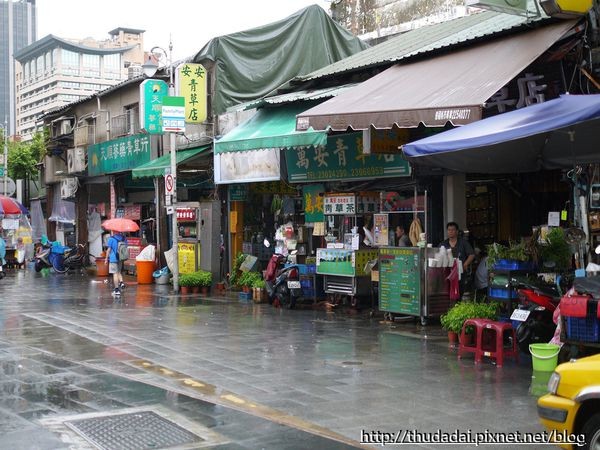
[142,44,179,292]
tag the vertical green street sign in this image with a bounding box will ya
[140,79,168,134]
[0,167,4,177]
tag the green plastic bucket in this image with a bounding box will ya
[529,343,560,372]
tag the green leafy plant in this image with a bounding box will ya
[252,278,266,289]
[487,240,530,268]
[440,301,500,334]
[179,273,195,287]
[238,271,262,288]
[540,227,572,271]
[196,270,212,287]
[228,252,247,287]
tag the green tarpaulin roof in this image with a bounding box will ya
[214,104,327,154]
[193,5,368,114]
[131,145,211,179]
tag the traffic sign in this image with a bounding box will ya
[165,173,175,194]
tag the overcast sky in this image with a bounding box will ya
[37,1,332,61]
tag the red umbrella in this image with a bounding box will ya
[102,218,140,232]
[0,195,22,215]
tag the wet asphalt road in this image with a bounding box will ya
[0,269,549,449]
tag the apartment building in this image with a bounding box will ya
[14,27,145,141]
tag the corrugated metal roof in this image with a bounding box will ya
[296,10,549,82]
[228,83,360,112]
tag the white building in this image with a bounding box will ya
[14,27,145,141]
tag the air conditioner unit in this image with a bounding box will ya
[67,147,87,174]
[60,177,78,199]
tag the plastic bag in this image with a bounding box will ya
[136,244,156,261]
[164,247,176,273]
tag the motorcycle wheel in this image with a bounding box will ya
[516,321,534,354]
[0,271,5,280]
[52,257,68,274]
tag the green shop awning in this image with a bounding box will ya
[131,145,211,179]
[214,104,327,154]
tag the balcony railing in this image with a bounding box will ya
[111,109,139,137]
[74,124,96,146]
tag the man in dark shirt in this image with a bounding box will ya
[441,222,475,271]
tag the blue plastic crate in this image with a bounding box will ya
[238,292,253,302]
[565,316,600,342]
[300,278,313,289]
[302,288,315,298]
[307,264,316,274]
[493,259,535,271]
[488,287,518,299]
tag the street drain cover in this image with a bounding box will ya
[65,410,203,450]
[342,361,363,365]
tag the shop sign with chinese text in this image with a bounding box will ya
[140,79,168,134]
[286,132,410,183]
[88,133,151,176]
[324,193,355,215]
[364,127,410,154]
[303,184,324,222]
[176,63,207,123]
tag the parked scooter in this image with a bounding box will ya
[263,241,302,308]
[35,243,87,274]
[510,278,562,353]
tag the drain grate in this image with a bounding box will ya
[65,410,204,450]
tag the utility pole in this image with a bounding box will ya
[167,40,179,293]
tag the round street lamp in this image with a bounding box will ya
[141,57,159,78]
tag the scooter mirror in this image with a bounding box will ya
[290,250,298,255]
[263,239,270,248]
[595,244,600,255]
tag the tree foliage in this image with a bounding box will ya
[331,0,464,35]
[2,130,47,180]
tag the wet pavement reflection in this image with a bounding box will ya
[0,270,548,449]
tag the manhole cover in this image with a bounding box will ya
[341,361,363,365]
[65,410,203,450]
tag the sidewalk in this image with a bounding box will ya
[0,269,547,449]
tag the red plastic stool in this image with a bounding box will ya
[458,318,490,362]
[479,321,519,367]
[458,319,518,367]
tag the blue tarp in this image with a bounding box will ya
[403,94,600,173]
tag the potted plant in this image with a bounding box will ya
[238,272,252,293]
[179,274,194,295]
[191,272,201,294]
[440,301,499,345]
[540,227,571,271]
[197,270,212,295]
[252,278,266,303]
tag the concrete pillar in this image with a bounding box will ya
[443,174,467,231]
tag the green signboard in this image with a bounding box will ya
[88,133,151,176]
[286,132,411,183]
[140,79,168,134]
[229,184,249,201]
[303,184,324,222]
[379,247,421,315]
[0,167,4,177]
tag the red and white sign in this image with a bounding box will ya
[177,208,196,221]
[165,173,175,194]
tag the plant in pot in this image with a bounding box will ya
[440,301,499,345]
[191,272,201,294]
[179,274,194,295]
[252,278,266,303]
[197,270,212,295]
[237,272,252,293]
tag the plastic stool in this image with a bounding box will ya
[458,318,489,362]
[479,321,519,367]
[458,318,518,367]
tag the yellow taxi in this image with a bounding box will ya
[538,353,600,449]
